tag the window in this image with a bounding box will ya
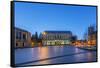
[16,31,19,39]
[23,34,27,40]
[19,32,21,39]
[23,42,24,47]
[16,43,18,47]
[16,31,22,40]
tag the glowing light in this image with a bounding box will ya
[32,42,34,47]
[42,32,47,35]
[32,42,34,44]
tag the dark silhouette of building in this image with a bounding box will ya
[31,32,38,41]
[71,35,77,44]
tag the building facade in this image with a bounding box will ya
[15,27,31,48]
[88,26,97,46]
[40,31,72,45]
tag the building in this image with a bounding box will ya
[15,27,31,48]
[40,31,72,45]
[88,26,97,46]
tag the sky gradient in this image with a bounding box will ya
[14,2,97,39]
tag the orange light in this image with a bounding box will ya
[42,32,47,35]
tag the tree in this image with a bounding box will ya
[71,35,77,43]
[31,34,35,40]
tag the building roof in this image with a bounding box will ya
[44,31,72,34]
[15,27,30,33]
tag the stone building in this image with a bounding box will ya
[40,31,72,45]
[15,27,31,48]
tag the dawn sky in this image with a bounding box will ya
[14,2,96,40]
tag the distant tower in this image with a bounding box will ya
[88,25,94,35]
[35,32,38,40]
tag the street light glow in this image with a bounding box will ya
[42,32,47,35]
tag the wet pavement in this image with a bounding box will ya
[15,45,97,66]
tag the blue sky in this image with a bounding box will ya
[14,2,96,40]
